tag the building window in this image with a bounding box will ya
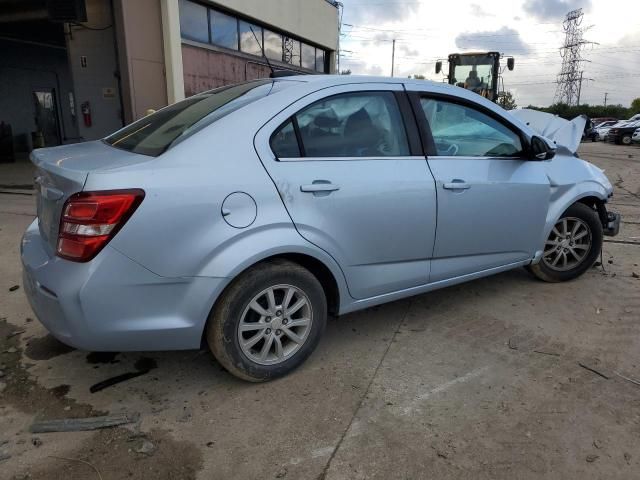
[239,20,263,56]
[179,0,209,43]
[178,0,330,73]
[301,43,315,70]
[264,29,283,61]
[315,49,325,73]
[210,10,238,50]
[284,37,301,67]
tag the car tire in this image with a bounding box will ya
[621,134,632,145]
[206,259,327,382]
[528,202,603,283]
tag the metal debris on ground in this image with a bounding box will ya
[135,439,155,455]
[49,455,103,480]
[533,350,561,356]
[89,357,157,393]
[8,285,19,292]
[30,413,140,433]
[578,362,610,380]
[614,371,640,386]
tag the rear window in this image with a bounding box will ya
[105,80,290,156]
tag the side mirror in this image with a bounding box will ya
[507,57,515,71]
[435,61,442,74]
[530,136,555,160]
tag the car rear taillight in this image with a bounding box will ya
[57,189,144,262]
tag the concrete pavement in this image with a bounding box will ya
[1,142,639,479]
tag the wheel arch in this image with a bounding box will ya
[199,250,345,347]
[538,186,609,259]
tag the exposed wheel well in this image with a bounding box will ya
[577,196,607,225]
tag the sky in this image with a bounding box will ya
[337,0,639,107]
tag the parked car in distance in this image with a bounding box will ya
[588,120,617,141]
[590,116,618,125]
[632,127,640,144]
[606,120,640,145]
[600,120,629,141]
[21,75,621,382]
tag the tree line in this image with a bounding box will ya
[523,98,640,120]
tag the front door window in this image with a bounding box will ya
[420,98,523,157]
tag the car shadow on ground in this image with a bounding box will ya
[20,267,537,400]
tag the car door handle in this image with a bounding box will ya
[443,181,471,190]
[300,183,340,193]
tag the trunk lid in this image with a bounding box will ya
[32,140,152,255]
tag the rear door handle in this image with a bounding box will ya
[300,182,340,193]
[443,180,471,190]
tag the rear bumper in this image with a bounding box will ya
[21,219,226,351]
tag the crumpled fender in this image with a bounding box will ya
[531,155,612,263]
[510,109,587,154]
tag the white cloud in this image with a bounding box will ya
[522,0,592,21]
[338,0,639,107]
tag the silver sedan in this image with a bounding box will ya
[21,75,620,381]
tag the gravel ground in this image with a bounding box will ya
[0,141,638,479]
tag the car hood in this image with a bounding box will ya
[510,109,587,154]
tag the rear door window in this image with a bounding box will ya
[272,92,410,158]
[105,80,290,156]
[271,120,301,158]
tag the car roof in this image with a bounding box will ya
[269,74,533,135]
[276,74,455,91]
[274,74,506,110]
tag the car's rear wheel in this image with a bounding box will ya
[528,203,603,282]
[621,134,632,145]
[206,259,327,382]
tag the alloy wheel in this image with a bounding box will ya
[238,284,313,365]
[542,217,592,272]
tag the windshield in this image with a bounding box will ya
[451,54,496,98]
[105,80,291,156]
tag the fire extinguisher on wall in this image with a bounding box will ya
[81,101,92,127]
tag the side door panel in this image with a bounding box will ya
[427,158,550,281]
[255,84,437,300]
[409,92,550,282]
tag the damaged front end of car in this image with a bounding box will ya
[510,109,621,239]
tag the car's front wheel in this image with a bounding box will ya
[621,134,632,145]
[528,203,603,282]
[206,259,327,382]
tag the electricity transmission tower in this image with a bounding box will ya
[554,9,594,106]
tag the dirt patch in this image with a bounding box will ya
[86,352,120,364]
[25,334,75,361]
[49,384,71,399]
[11,428,203,480]
[1,319,98,420]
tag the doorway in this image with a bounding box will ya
[32,89,62,147]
